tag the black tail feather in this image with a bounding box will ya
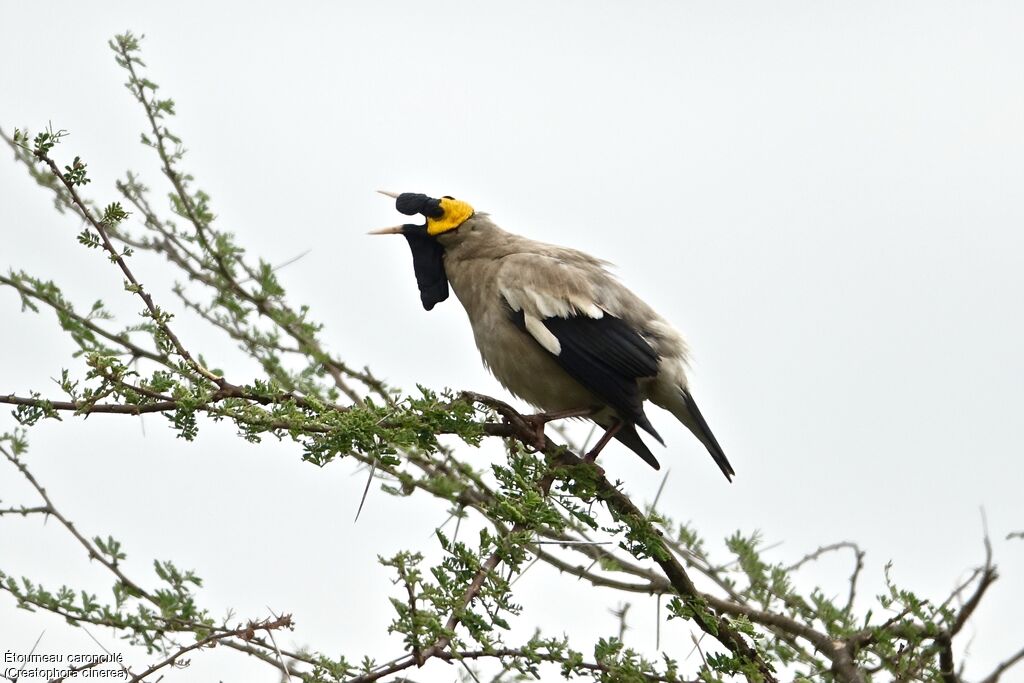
[635,410,664,446]
[613,423,661,470]
[680,390,735,481]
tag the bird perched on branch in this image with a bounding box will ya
[371,192,734,481]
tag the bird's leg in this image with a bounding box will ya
[583,421,623,464]
[522,407,597,449]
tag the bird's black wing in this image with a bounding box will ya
[509,308,663,444]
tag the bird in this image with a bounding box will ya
[371,191,735,481]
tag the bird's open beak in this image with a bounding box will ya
[370,191,404,234]
[368,225,404,235]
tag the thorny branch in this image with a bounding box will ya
[36,152,222,387]
[0,441,300,677]
[126,615,293,683]
[1,443,153,601]
[0,434,681,683]
[112,38,386,403]
[0,287,1018,682]
[1,32,1021,683]
[461,392,778,683]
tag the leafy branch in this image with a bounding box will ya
[2,31,1021,683]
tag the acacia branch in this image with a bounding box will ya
[0,272,165,365]
[1,444,305,679]
[593,474,783,683]
[952,537,997,637]
[127,615,292,682]
[979,644,1024,683]
[1,388,789,681]
[461,393,780,683]
[345,645,693,683]
[0,505,50,516]
[36,151,222,386]
[782,540,865,615]
[112,40,382,402]
[5,381,1006,683]
[0,442,154,602]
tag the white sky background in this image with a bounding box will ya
[2,1,1022,681]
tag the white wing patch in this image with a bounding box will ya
[501,284,605,357]
[575,301,605,319]
[500,286,604,320]
[524,314,561,355]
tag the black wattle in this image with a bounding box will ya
[401,225,449,310]
[396,193,444,219]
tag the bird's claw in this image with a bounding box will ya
[520,407,595,450]
[520,414,552,450]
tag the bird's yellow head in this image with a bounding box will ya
[383,192,475,235]
[370,191,474,311]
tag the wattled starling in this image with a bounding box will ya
[372,192,734,480]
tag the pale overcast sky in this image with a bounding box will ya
[2,2,1022,681]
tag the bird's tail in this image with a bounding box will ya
[613,423,661,470]
[667,389,735,481]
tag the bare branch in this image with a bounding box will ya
[978,645,1024,683]
[127,615,292,682]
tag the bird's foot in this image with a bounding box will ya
[522,407,596,449]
